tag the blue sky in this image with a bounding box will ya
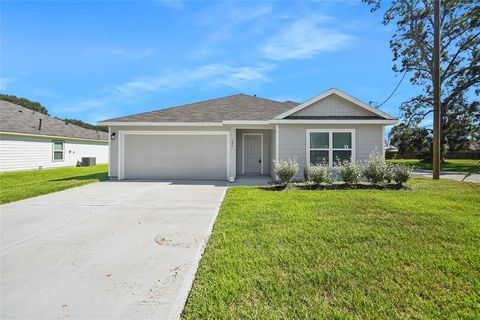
[1,0,422,136]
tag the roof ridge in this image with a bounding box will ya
[100,93,288,122]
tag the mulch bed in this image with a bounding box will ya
[262,183,411,191]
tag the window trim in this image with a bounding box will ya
[52,140,65,162]
[306,129,355,167]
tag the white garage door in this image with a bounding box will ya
[122,133,228,180]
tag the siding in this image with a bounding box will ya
[291,95,377,117]
[0,134,108,172]
[235,129,271,175]
[278,124,384,179]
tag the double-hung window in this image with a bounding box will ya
[52,140,64,161]
[307,129,354,166]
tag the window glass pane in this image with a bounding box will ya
[333,150,352,163]
[310,132,329,148]
[333,132,351,149]
[310,150,329,165]
[53,142,63,151]
[54,151,63,160]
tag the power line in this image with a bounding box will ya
[376,71,408,108]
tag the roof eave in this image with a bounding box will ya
[97,121,224,127]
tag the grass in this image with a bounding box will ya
[388,158,480,174]
[183,177,480,319]
[0,164,108,204]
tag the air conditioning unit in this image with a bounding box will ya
[81,157,96,167]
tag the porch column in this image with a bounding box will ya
[230,127,236,182]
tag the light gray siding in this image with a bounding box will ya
[278,124,384,179]
[291,95,377,117]
[235,129,271,176]
[0,134,108,172]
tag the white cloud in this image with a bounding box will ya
[54,63,272,123]
[261,14,352,60]
[0,78,15,91]
[111,63,271,100]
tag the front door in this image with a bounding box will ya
[244,134,262,174]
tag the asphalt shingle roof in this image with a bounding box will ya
[101,94,300,123]
[0,100,108,141]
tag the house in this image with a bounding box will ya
[0,100,108,172]
[98,88,398,181]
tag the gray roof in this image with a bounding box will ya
[101,94,300,123]
[0,100,108,141]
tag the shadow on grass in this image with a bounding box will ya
[260,183,410,191]
[52,172,108,182]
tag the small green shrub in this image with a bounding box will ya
[392,164,413,185]
[336,160,362,184]
[309,164,333,185]
[273,159,299,185]
[384,164,395,183]
[303,165,310,182]
[362,149,388,185]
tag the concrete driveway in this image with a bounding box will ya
[1,181,227,320]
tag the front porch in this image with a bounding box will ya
[231,127,276,180]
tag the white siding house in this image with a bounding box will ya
[0,101,108,172]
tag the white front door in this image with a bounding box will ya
[243,134,262,174]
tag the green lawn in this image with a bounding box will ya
[183,177,480,319]
[0,164,108,204]
[388,158,480,174]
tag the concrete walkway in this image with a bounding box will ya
[1,181,227,320]
[413,169,480,183]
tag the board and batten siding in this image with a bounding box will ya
[278,124,384,179]
[0,134,108,172]
[291,95,377,117]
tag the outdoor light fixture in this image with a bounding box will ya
[111,132,116,141]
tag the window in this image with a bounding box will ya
[307,130,354,166]
[52,141,64,161]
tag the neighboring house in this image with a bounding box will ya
[98,88,398,181]
[0,101,108,172]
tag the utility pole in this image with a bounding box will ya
[432,0,441,179]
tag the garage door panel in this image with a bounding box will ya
[123,134,227,180]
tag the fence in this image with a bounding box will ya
[387,151,480,160]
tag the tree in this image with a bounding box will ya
[0,93,49,115]
[389,123,431,155]
[62,118,108,133]
[364,0,480,167]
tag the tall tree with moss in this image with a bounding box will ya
[364,0,480,160]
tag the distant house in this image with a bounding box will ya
[0,100,108,172]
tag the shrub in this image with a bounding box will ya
[362,149,388,185]
[309,164,333,185]
[273,159,299,185]
[392,164,413,185]
[384,164,395,183]
[303,165,310,182]
[336,160,362,184]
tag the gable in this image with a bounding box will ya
[288,94,379,118]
